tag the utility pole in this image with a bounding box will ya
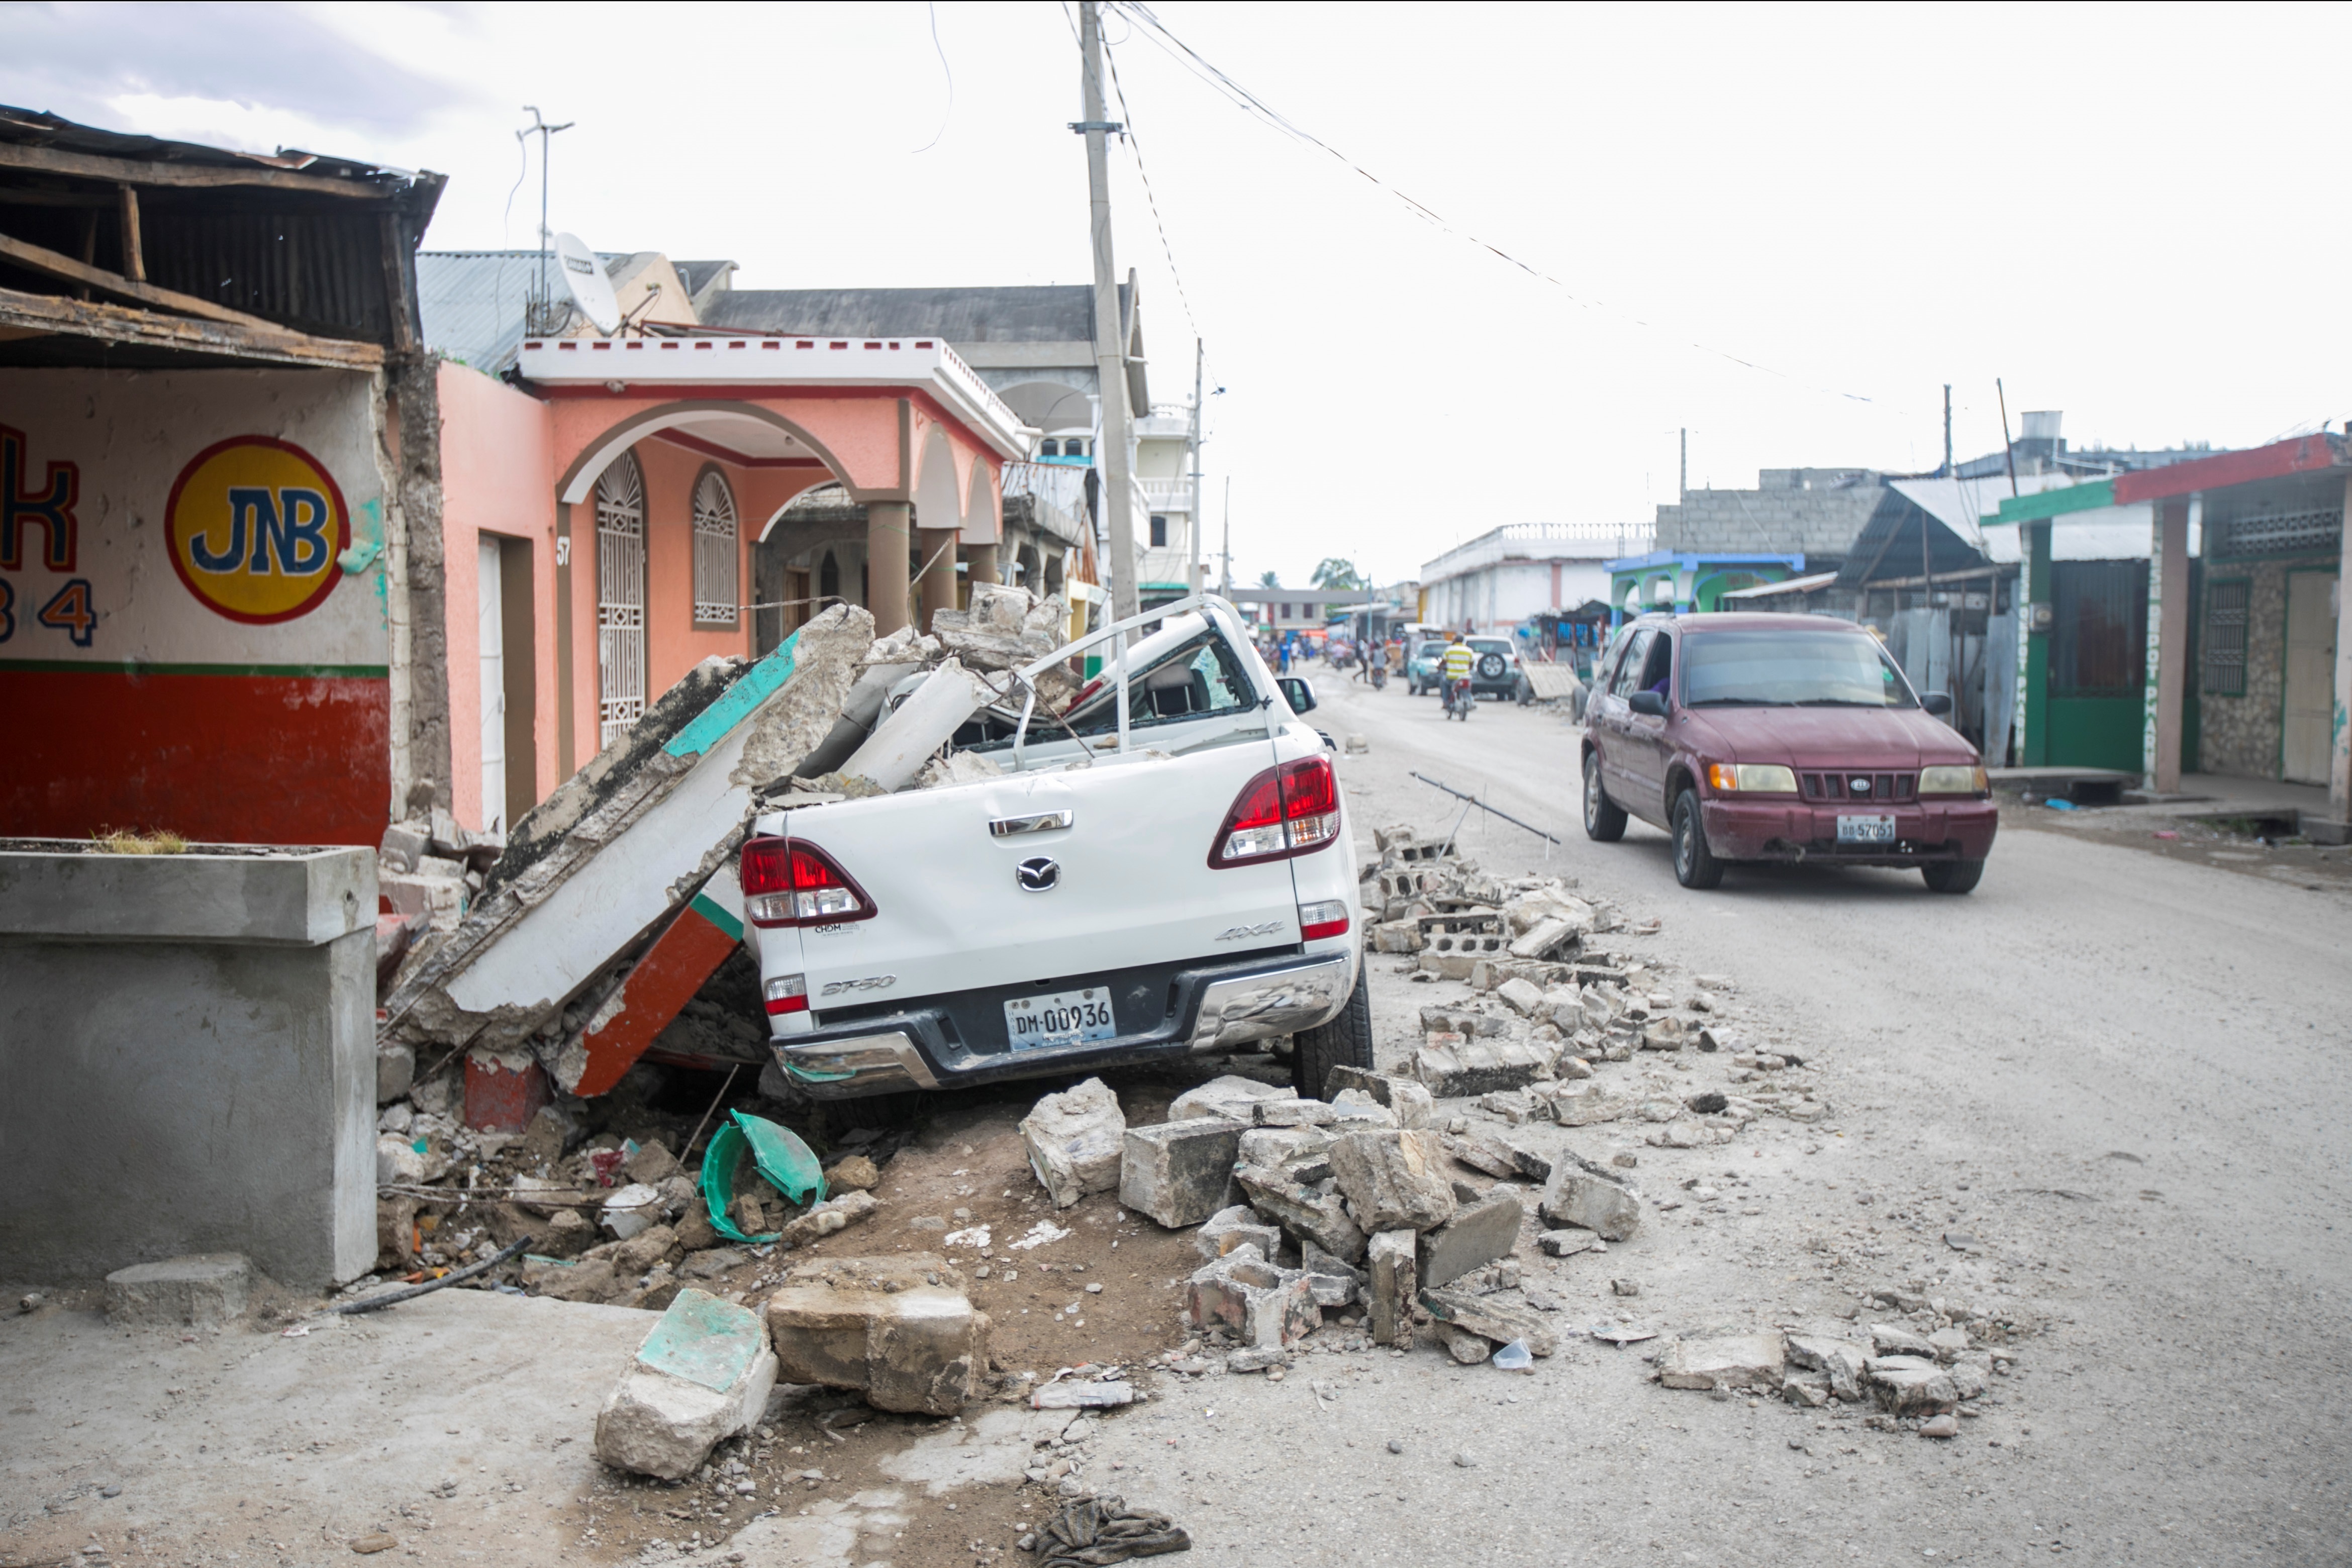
[1942,384,1954,476]
[1220,477,1232,595]
[1076,3,1139,625]
[1187,339,1204,595]
[1678,428,1687,501]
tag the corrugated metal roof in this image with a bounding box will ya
[415,250,547,372]
[703,284,1122,344]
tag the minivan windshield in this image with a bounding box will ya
[1682,629,1915,709]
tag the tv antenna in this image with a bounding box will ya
[518,107,574,333]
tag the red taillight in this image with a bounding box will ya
[741,837,877,927]
[1209,755,1343,868]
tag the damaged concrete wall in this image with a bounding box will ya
[391,356,454,821]
[0,845,378,1287]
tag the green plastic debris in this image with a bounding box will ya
[700,1111,827,1244]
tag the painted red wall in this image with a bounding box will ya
[0,668,388,844]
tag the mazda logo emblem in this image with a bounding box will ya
[1017,856,1061,893]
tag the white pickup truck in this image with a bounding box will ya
[742,594,1370,1102]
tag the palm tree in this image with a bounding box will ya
[1310,558,1363,591]
[1257,569,1280,588]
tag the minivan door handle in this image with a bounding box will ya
[990,810,1074,838]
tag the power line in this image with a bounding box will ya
[1111,1,1898,414]
[1102,30,1200,345]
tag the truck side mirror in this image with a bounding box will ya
[1278,676,1318,714]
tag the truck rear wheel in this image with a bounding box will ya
[1293,962,1373,1100]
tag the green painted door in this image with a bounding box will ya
[2047,561,2147,772]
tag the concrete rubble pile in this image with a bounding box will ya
[1653,1308,2008,1436]
[372,587,1071,1116]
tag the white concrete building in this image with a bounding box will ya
[1420,523,1648,633]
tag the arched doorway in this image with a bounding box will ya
[595,451,648,749]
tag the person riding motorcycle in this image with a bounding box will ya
[1440,631,1476,716]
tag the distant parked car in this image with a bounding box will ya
[1464,636,1534,705]
[1406,639,1448,695]
[1581,612,1997,893]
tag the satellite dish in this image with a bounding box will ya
[552,232,620,334]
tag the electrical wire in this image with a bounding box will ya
[913,0,953,154]
[1111,1,1897,413]
[1102,30,1201,344]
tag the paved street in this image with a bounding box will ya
[1232,671,2352,1564]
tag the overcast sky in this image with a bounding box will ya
[9,2,2348,588]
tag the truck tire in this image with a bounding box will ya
[1293,962,1373,1100]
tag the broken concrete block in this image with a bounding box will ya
[1168,1074,1290,1124]
[1365,1230,1417,1347]
[1234,1165,1367,1264]
[1196,1205,1282,1261]
[1322,1067,1436,1130]
[1541,1082,1630,1126]
[1866,1355,1958,1413]
[1328,1090,1399,1129]
[1537,1229,1597,1259]
[1251,1097,1337,1127]
[104,1254,250,1329]
[1020,1077,1126,1208]
[763,1254,988,1416]
[1658,1333,1787,1392]
[1870,1322,1937,1359]
[1495,976,1547,1017]
[1328,1129,1456,1233]
[595,1288,779,1480]
[1508,917,1579,961]
[1226,1345,1289,1373]
[1419,1286,1558,1357]
[1437,1323,1493,1363]
[1538,1169,1641,1241]
[1443,1131,1521,1180]
[825,1154,880,1192]
[1787,1334,1871,1401]
[1417,1191,1522,1289]
[624,1139,681,1186]
[1120,1117,1243,1229]
[1413,1036,1549,1099]
[775,1190,880,1249]
[1185,1244,1319,1347]
[375,1042,415,1105]
[1237,1125,1333,1168]
[1298,1241,1364,1307]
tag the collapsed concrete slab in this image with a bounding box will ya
[1022,1078,1126,1208]
[1121,1117,1243,1228]
[381,607,873,1085]
[1196,1205,1283,1261]
[1658,1333,1787,1393]
[837,658,995,792]
[1169,1074,1291,1124]
[595,1287,779,1480]
[1539,1167,1643,1241]
[1413,1036,1549,1098]
[1418,1287,1558,1357]
[763,1254,988,1416]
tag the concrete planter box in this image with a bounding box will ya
[0,841,376,1287]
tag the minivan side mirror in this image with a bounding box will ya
[1627,690,1667,718]
[1920,692,1954,717]
[1278,676,1318,714]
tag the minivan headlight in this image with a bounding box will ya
[1706,763,1798,793]
[1919,764,1989,796]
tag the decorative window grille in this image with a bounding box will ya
[2213,508,2341,560]
[692,470,739,626]
[595,453,647,749]
[2203,578,2250,697]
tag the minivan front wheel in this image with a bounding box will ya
[1584,756,1627,842]
[1671,789,1725,889]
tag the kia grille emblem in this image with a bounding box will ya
[1849,777,1871,796]
[1017,856,1061,893]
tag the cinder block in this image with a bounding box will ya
[1120,1117,1242,1229]
[104,1254,250,1329]
[763,1254,987,1416]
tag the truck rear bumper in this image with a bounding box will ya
[771,950,1354,1099]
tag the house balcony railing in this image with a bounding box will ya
[1421,522,1653,582]
[1139,476,1194,512]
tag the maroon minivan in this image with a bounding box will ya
[1582,612,1997,892]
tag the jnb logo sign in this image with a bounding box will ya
[166,436,350,623]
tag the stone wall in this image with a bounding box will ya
[2196,553,2334,778]
[1655,485,1882,559]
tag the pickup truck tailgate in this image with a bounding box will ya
[777,739,1301,1019]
